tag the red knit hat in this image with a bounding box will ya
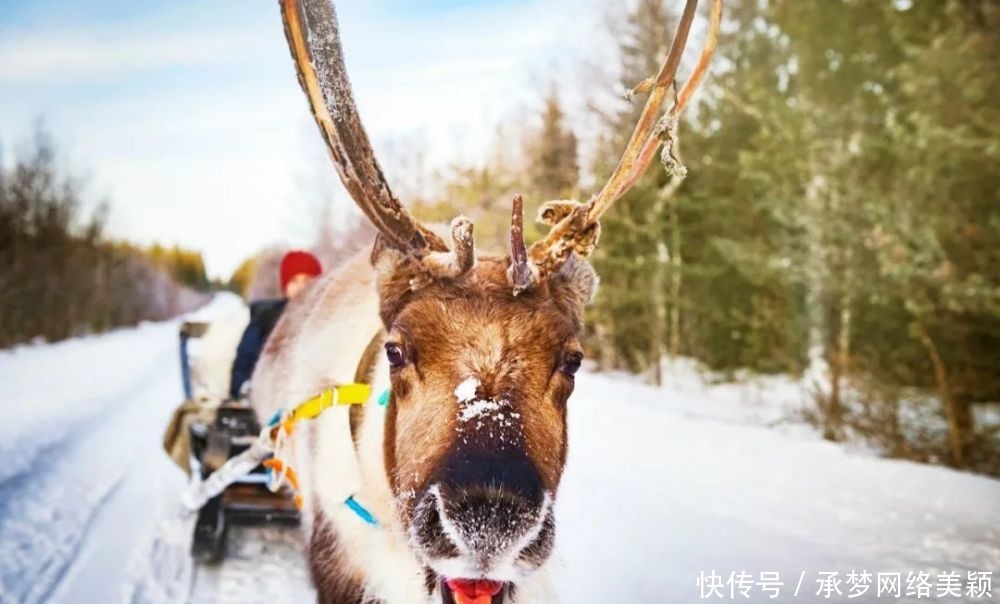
[279,250,322,293]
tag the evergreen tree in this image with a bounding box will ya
[529,89,579,201]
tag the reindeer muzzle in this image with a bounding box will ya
[409,450,555,599]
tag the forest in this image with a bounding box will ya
[363,0,998,473]
[0,126,211,348]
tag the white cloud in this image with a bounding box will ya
[0,28,263,83]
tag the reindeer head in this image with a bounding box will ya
[280,0,719,601]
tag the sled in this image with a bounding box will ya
[180,320,301,563]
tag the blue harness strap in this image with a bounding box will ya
[345,495,379,526]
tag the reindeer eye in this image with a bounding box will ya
[563,351,583,376]
[385,343,406,368]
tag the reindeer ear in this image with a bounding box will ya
[371,236,419,327]
[548,254,598,322]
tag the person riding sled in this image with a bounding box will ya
[229,250,322,399]
[162,250,323,473]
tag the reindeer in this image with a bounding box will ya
[249,0,720,602]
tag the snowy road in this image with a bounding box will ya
[1,301,998,604]
[0,316,188,604]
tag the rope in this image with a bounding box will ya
[180,384,376,519]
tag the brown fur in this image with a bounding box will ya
[372,247,594,517]
[309,507,367,604]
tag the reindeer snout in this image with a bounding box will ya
[436,450,546,507]
[409,451,555,579]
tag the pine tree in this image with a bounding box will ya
[859,0,1000,466]
[529,89,579,201]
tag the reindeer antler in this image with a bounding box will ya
[282,0,475,271]
[507,195,535,294]
[514,0,722,292]
[282,0,718,292]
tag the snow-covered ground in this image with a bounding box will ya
[0,295,241,604]
[1,295,997,604]
[553,371,999,603]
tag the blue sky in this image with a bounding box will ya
[0,0,604,278]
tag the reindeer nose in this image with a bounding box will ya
[411,450,552,572]
[434,449,545,507]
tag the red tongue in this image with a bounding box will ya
[445,579,503,604]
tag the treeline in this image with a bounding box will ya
[0,127,210,347]
[147,243,213,291]
[402,0,998,472]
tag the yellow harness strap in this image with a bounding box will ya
[277,383,372,436]
[289,384,371,420]
[267,383,373,509]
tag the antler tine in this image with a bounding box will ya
[280,0,446,256]
[586,0,711,222]
[420,216,476,281]
[526,0,722,286]
[604,0,723,204]
[507,195,535,294]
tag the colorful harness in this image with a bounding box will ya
[263,384,388,525]
[180,383,389,527]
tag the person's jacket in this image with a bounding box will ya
[229,298,287,399]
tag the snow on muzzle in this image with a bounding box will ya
[408,450,556,594]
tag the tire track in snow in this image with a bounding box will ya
[0,321,182,486]
[0,342,180,604]
[10,479,125,604]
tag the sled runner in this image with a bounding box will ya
[178,320,300,563]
